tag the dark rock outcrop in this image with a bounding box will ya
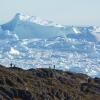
[0,65,100,100]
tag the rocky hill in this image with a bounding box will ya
[0,64,100,100]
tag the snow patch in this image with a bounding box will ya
[14,13,64,27]
[72,27,81,34]
[9,47,20,55]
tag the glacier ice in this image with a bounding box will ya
[0,13,100,77]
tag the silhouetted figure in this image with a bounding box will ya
[88,78,92,83]
[53,65,55,69]
[10,63,13,67]
[49,66,51,69]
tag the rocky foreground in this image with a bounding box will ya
[0,65,100,100]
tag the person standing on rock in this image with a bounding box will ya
[53,65,56,69]
[10,63,13,67]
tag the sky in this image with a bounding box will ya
[0,0,100,25]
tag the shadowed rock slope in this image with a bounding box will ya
[0,65,100,100]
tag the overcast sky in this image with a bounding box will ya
[0,0,100,25]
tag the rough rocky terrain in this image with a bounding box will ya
[0,64,100,100]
